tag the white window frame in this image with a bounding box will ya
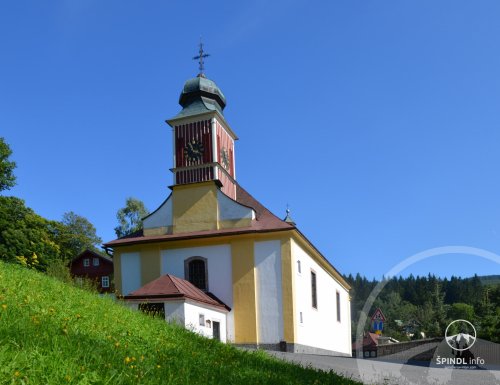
[101,276,110,288]
[83,258,90,267]
[93,257,100,266]
[199,313,205,326]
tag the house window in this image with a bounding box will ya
[185,257,208,291]
[199,313,205,326]
[83,258,90,267]
[297,260,301,274]
[311,271,317,309]
[93,257,100,266]
[101,276,109,288]
[299,311,303,324]
[206,320,212,328]
[336,291,341,322]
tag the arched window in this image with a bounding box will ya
[184,257,208,291]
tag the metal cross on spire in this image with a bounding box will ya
[193,40,210,77]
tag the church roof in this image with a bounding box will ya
[171,75,226,120]
[123,274,229,311]
[104,183,294,247]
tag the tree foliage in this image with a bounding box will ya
[114,197,149,238]
[0,137,16,192]
[0,196,61,270]
[346,273,500,343]
[55,211,102,260]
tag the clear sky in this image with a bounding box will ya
[1,1,500,279]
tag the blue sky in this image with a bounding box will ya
[1,1,500,279]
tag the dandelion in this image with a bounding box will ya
[14,371,20,377]
[124,357,131,364]
[114,342,120,348]
[1,304,7,310]
[156,365,161,369]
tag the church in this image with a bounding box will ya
[104,48,352,356]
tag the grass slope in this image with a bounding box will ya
[0,262,360,385]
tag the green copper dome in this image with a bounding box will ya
[174,75,226,119]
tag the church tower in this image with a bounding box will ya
[166,44,237,200]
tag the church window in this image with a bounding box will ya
[297,260,301,274]
[185,257,208,291]
[206,320,212,328]
[311,271,317,309]
[199,313,205,326]
[336,291,341,322]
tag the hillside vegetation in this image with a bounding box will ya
[0,262,360,385]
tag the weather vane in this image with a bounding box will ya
[193,39,210,77]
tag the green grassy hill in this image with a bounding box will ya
[0,262,360,385]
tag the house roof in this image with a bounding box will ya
[352,332,379,350]
[70,249,113,264]
[103,183,294,247]
[123,274,230,311]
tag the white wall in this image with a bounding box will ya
[217,191,255,220]
[143,196,172,229]
[121,252,141,295]
[165,301,185,325]
[254,240,283,344]
[160,244,234,341]
[292,240,351,355]
[183,301,227,343]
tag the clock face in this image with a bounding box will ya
[184,139,204,162]
[220,147,230,170]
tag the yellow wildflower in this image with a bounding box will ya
[14,371,20,377]
[124,357,131,364]
[1,304,6,310]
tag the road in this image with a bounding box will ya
[267,351,500,385]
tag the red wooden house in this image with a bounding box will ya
[69,249,114,293]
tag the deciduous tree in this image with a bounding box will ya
[0,137,16,192]
[114,197,149,238]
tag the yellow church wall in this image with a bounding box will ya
[218,218,252,229]
[280,236,296,344]
[113,250,122,296]
[140,246,161,287]
[172,182,218,233]
[231,239,258,343]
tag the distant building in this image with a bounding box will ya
[69,249,114,293]
[104,54,352,356]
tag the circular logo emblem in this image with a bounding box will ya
[445,319,477,351]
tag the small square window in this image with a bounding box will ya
[93,258,100,266]
[199,313,205,326]
[83,258,90,267]
[101,276,109,288]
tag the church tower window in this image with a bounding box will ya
[185,257,208,291]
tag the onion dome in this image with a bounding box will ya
[173,74,226,119]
